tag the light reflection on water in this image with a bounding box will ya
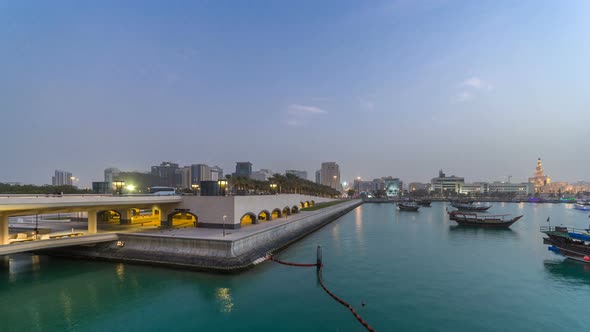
[215,287,234,313]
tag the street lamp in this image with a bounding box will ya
[270,183,277,194]
[191,184,200,196]
[113,180,125,196]
[218,179,228,196]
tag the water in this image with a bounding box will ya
[2,202,590,332]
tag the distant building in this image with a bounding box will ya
[409,182,431,192]
[191,164,211,185]
[234,162,252,178]
[251,169,273,181]
[104,167,120,183]
[459,182,489,195]
[431,169,464,193]
[92,181,112,194]
[117,171,159,193]
[286,170,308,180]
[52,170,73,186]
[383,177,402,197]
[528,158,551,193]
[210,165,223,181]
[488,182,534,195]
[151,162,179,187]
[315,170,321,184]
[320,162,341,192]
[175,166,191,189]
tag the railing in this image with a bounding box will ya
[540,226,589,233]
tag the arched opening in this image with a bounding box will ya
[241,213,257,226]
[304,201,310,208]
[167,211,198,228]
[299,202,304,209]
[271,209,282,220]
[291,206,299,214]
[97,210,121,223]
[258,210,271,222]
[282,206,291,216]
[310,200,315,206]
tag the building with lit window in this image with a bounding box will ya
[431,170,464,193]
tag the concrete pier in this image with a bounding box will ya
[40,200,362,272]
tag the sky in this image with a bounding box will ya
[1,0,589,187]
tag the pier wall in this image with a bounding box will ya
[40,200,361,272]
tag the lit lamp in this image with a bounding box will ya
[270,183,277,194]
[113,180,125,196]
[218,179,228,196]
[191,184,200,196]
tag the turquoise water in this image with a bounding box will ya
[2,202,590,331]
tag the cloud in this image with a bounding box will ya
[287,104,327,115]
[454,91,473,102]
[461,77,492,90]
[284,104,327,127]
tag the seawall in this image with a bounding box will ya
[40,200,362,273]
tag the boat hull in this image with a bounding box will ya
[398,205,419,211]
[453,219,518,228]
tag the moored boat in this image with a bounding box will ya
[574,201,590,211]
[447,209,522,228]
[398,202,420,211]
[541,226,590,263]
[417,199,432,207]
[450,201,492,212]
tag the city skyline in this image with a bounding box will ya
[1,1,589,185]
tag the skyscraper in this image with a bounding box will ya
[235,162,252,178]
[104,167,120,183]
[286,169,308,180]
[210,165,223,181]
[52,170,73,186]
[190,164,211,184]
[320,162,341,192]
[315,170,321,184]
[151,162,179,187]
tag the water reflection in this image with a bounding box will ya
[543,259,590,286]
[448,226,518,241]
[215,287,234,313]
[116,263,125,282]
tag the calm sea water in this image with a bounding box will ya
[2,202,590,332]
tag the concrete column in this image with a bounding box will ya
[158,205,175,228]
[119,209,132,225]
[87,209,98,234]
[0,214,8,245]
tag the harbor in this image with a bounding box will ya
[3,202,590,331]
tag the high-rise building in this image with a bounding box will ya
[286,169,308,180]
[528,158,551,192]
[104,167,120,183]
[234,162,252,178]
[320,162,341,192]
[210,165,223,181]
[315,170,321,184]
[151,162,179,187]
[175,166,191,189]
[190,164,211,184]
[52,170,73,186]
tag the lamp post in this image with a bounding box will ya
[270,183,277,195]
[218,179,228,196]
[191,184,200,196]
[113,180,125,196]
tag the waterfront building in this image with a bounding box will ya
[191,164,211,185]
[566,181,590,194]
[234,162,252,178]
[488,182,534,195]
[528,158,551,192]
[286,169,308,180]
[409,182,431,192]
[151,162,179,187]
[52,170,73,186]
[320,162,342,192]
[459,182,489,195]
[383,177,402,197]
[104,167,120,183]
[251,169,274,181]
[430,170,464,193]
[315,170,321,184]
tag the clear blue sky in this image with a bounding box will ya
[1,0,589,186]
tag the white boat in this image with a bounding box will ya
[574,201,590,211]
